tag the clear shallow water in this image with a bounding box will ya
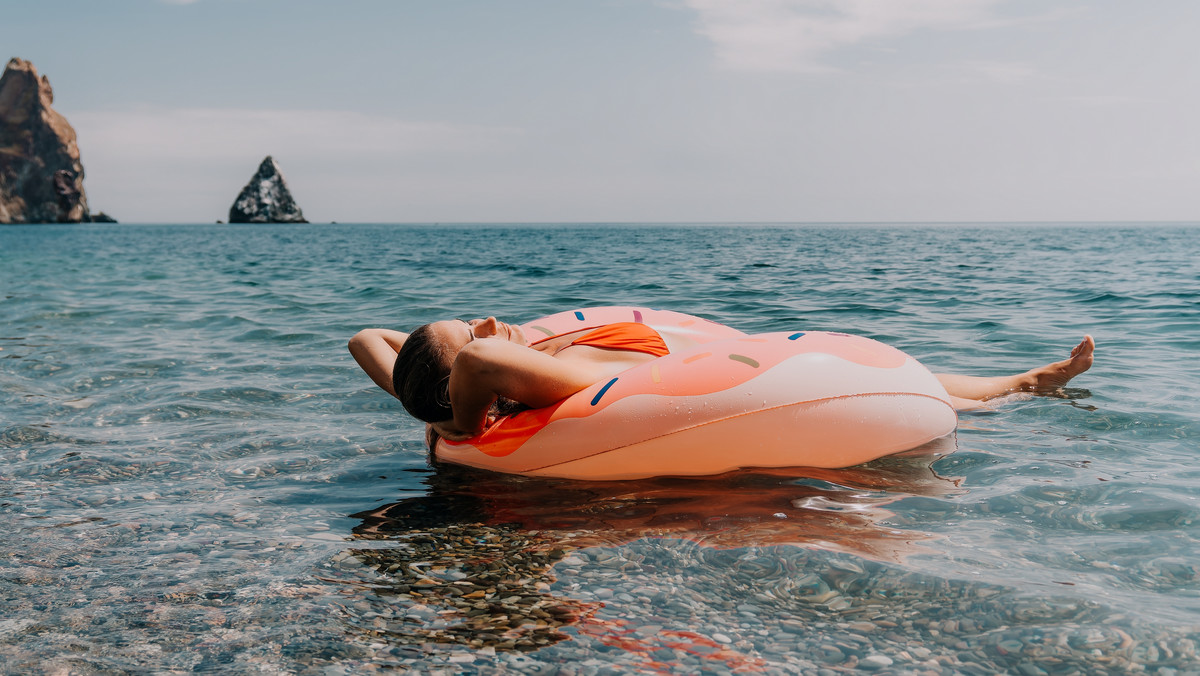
[2,222,1198,674]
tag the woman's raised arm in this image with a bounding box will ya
[443,339,604,439]
[348,328,410,397]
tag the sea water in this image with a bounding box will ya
[1,222,1198,673]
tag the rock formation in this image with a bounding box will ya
[0,58,89,223]
[228,156,308,223]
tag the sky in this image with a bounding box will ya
[2,0,1197,223]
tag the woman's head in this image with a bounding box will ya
[391,317,527,423]
[392,323,456,423]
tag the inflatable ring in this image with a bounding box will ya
[436,307,957,480]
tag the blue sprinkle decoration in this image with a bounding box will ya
[788,332,806,340]
[591,378,618,406]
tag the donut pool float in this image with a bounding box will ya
[436,307,957,480]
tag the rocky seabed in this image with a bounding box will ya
[312,524,1200,675]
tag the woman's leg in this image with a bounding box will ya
[936,335,1094,403]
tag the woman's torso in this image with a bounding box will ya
[527,323,666,382]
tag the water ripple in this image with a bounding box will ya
[2,222,1199,671]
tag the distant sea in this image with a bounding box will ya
[2,222,1199,673]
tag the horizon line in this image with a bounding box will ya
[8,219,1196,227]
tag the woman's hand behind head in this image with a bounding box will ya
[430,419,477,442]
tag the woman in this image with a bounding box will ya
[349,315,1095,444]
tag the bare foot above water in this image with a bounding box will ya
[1025,335,1095,392]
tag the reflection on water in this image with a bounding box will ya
[329,453,961,655]
[417,447,962,557]
[322,448,1200,674]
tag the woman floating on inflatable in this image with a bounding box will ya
[350,307,1094,480]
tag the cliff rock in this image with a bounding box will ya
[228,156,308,223]
[0,58,89,223]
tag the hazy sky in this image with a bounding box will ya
[3,0,1197,223]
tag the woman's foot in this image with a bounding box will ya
[1023,335,1094,392]
[936,336,1095,404]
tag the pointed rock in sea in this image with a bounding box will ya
[228,156,308,223]
[0,57,90,224]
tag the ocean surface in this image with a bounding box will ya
[2,222,1198,674]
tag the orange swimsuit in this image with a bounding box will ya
[562,322,671,357]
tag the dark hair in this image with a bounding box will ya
[392,324,455,423]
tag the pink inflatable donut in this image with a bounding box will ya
[436,307,957,480]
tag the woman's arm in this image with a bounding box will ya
[348,328,410,397]
[444,339,605,438]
